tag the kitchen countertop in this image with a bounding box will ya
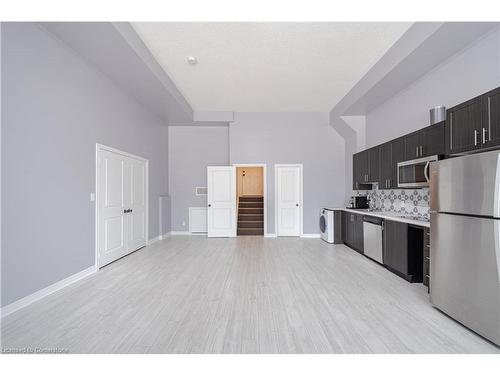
[328,208,430,228]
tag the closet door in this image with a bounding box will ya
[98,146,148,267]
[98,149,128,266]
[125,157,147,252]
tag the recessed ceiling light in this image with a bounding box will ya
[187,56,197,65]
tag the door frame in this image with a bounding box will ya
[95,143,149,270]
[274,164,303,237]
[233,163,267,237]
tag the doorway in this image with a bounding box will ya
[96,144,149,267]
[235,164,266,236]
[275,164,303,237]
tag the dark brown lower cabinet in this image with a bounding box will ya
[342,212,364,254]
[423,227,430,292]
[383,220,423,282]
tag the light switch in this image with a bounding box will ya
[90,193,95,202]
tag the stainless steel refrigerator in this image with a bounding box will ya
[429,149,500,346]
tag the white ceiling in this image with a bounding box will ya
[132,22,411,112]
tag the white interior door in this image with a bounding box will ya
[276,165,302,237]
[127,158,147,251]
[207,166,236,237]
[98,146,148,267]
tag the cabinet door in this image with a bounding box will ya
[347,212,356,247]
[482,87,500,148]
[352,151,369,189]
[342,211,348,244]
[421,123,445,157]
[446,96,482,154]
[405,131,422,160]
[383,220,408,274]
[355,214,364,253]
[391,137,405,189]
[367,147,380,183]
[379,142,392,189]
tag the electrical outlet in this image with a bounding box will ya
[182,221,186,227]
[90,193,95,202]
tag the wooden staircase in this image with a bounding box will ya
[237,196,264,235]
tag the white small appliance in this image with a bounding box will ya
[320,208,335,243]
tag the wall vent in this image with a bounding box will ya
[195,187,208,196]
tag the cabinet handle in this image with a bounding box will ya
[474,130,478,146]
[482,128,487,144]
[416,146,418,157]
[420,145,423,157]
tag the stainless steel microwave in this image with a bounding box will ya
[397,155,438,188]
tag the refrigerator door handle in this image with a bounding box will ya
[495,221,500,284]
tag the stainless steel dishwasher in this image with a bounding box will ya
[362,216,383,264]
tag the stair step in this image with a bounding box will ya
[238,214,262,221]
[238,221,264,228]
[239,202,263,208]
[239,196,263,202]
[238,208,263,214]
[237,228,264,235]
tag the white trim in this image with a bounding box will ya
[301,234,321,239]
[232,163,267,236]
[170,230,206,236]
[95,143,149,270]
[274,164,304,237]
[264,233,277,238]
[1,266,96,318]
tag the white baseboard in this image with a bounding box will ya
[300,234,321,238]
[264,233,277,238]
[1,266,96,318]
[170,231,207,236]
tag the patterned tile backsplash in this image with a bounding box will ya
[362,184,430,219]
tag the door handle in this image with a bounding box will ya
[208,204,212,207]
[296,203,299,207]
[424,161,430,183]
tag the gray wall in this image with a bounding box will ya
[1,23,169,307]
[168,126,229,231]
[366,27,500,147]
[229,112,345,234]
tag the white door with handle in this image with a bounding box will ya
[207,166,236,237]
[97,145,148,267]
[275,164,302,237]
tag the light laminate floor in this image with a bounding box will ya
[2,236,499,353]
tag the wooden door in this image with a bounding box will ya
[207,166,236,238]
[237,167,263,196]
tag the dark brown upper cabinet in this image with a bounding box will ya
[378,142,392,189]
[421,122,445,156]
[405,123,445,160]
[482,87,500,148]
[367,146,380,183]
[391,137,406,188]
[446,95,482,154]
[352,151,370,189]
[405,131,422,160]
